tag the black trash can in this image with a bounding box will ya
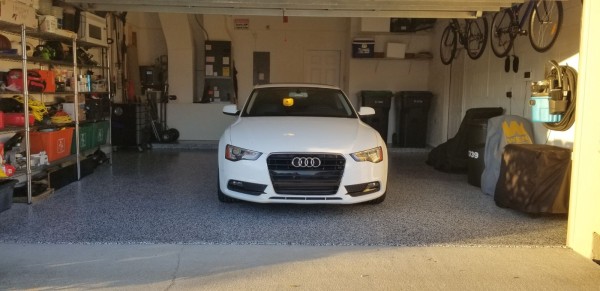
[467,118,489,187]
[0,179,18,213]
[394,91,432,148]
[360,91,393,141]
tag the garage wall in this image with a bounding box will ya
[347,18,432,105]
[129,14,434,140]
[203,15,350,107]
[127,13,168,66]
[568,0,600,260]
[428,1,583,147]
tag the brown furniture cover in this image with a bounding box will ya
[495,144,572,214]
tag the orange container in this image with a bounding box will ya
[3,113,34,127]
[31,69,56,93]
[30,127,74,162]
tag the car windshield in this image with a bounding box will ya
[241,87,357,118]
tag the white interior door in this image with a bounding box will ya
[304,50,341,87]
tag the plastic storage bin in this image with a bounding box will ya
[71,123,94,154]
[92,121,109,146]
[30,127,74,162]
[3,113,34,126]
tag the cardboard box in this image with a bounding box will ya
[38,15,58,33]
[0,0,38,28]
[62,102,86,122]
[386,43,407,59]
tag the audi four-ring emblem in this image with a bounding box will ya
[291,157,322,168]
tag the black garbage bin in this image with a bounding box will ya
[360,91,392,141]
[394,91,432,148]
[467,118,489,187]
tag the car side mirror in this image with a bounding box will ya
[358,107,375,116]
[223,105,240,116]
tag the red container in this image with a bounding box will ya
[30,127,74,162]
[3,113,34,127]
[0,112,4,129]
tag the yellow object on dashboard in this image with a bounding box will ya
[282,97,294,107]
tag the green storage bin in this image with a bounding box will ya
[71,123,94,154]
[93,121,109,146]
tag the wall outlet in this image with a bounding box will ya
[524,71,532,81]
[506,91,512,98]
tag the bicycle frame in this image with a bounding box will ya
[512,1,537,31]
[490,0,563,58]
[440,17,488,64]
[451,19,467,45]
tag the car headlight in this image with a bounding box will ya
[225,144,262,161]
[350,146,383,163]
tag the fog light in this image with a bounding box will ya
[345,181,381,197]
[227,180,268,196]
[365,182,380,192]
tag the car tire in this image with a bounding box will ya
[217,174,237,203]
[366,192,386,204]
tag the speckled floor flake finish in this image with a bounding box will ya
[0,150,567,246]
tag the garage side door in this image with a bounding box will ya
[304,50,341,87]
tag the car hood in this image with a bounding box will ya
[227,117,381,153]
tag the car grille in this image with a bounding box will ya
[266,153,346,195]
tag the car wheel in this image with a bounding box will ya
[366,192,386,205]
[217,174,237,203]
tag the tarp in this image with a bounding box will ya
[426,107,503,173]
[480,115,534,195]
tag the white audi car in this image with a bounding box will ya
[218,84,388,204]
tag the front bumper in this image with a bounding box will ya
[218,152,388,204]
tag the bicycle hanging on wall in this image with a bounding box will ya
[439,17,489,65]
[490,0,563,58]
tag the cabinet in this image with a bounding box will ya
[201,40,235,103]
[0,18,112,203]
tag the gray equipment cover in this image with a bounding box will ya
[481,115,534,195]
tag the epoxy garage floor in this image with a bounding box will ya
[0,150,567,246]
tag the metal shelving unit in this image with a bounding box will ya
[0,19,112,203]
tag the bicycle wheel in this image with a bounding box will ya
[439,24,457,65]
[490,9,516,58]
[465,17,488,60]
[529,0,563,53]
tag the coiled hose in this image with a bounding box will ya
[12,95,48,121]
[544,60,578,131]
[50,114,72,124]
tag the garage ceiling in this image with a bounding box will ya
[64,0,522,19]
